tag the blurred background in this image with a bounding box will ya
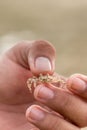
[0,0,87,77]
[0,0,87,129]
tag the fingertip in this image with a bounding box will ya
[26,105,45,123]
[35,57,52,73]
[28,40,56,75]
[67,75,86,93]
[26,105,37,120]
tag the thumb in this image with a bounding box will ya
[28,40,56,75]
[6,40,56,75]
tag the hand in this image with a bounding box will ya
[26,83,81,129]
[67,73,87,98]
[0,40,55,130]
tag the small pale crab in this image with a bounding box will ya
[27,73,66,93]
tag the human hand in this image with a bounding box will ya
[67,73,87,128]
[67,73,87,99]
[26,80,82,129]
[0,40,55,130]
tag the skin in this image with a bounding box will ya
[0,40,56,130]
[0,40,86,130]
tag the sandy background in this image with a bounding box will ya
[0,0,87,129]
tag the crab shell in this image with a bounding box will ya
[27,74,66,93]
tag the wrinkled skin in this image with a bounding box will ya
[0,40,86,130]
[0,40,55,130]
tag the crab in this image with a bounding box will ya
[27,73,66,93]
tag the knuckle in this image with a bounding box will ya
[10,41,29,54]
[52,118,61,130]
[46,115,61,130]
[63,94,72,108]
[55,90,72,111]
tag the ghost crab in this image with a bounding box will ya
[27,73,66,93]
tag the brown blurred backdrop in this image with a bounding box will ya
[0,0,87,77]
[0,0,87,129]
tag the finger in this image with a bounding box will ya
[26,105,79,130]
[34,84,87,127]
[0,40,55,104]
[67,74,87,99]
[14,123,39,130]
[52,73,67,89]
[6,40,56,75]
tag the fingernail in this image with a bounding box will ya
[35,57,51,72]
[35,85,54,101]
[26,106,45,122]
[68,77,86,92]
